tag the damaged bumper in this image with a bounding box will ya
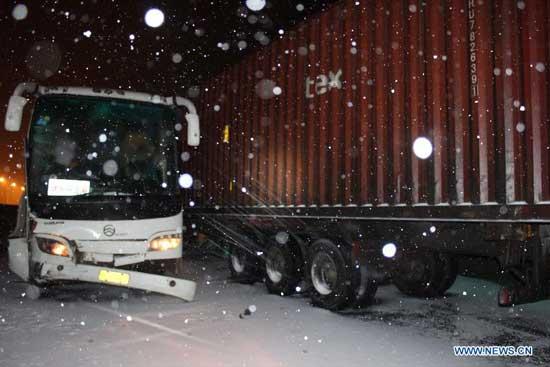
[9,236,196,301]
[39,262,197,301]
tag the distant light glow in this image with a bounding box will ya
[382,243,397,258]
[412,137,433,159]
[178,173,193,189]
[273,86,282,95]
[246,0,266,11]
[145,8,164,28]
[98,133,107,143]
[83,30,92,38]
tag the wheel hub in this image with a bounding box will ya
[401,257,430,283]
[266,249,285,283]
[231,252,245,273]
[311,252,338,296]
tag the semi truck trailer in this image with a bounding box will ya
[182,0,550,310]
[5,82,200,300]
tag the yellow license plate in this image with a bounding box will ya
[98,269,130,286]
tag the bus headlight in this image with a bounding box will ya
[149,234,181,251]
[36,237,70,257]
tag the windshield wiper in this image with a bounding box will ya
[68,190,136,201]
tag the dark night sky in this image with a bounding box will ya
[0,0,333,202]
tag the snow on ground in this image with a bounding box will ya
[0,253,549,367]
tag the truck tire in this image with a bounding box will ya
[392,248,457,298]
[264,242,301,296]
[350,264,378,308]
[308,239,353,311]
[433,251,458,295]
[228,246,258,284]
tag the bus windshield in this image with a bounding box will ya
[28,95,180,199]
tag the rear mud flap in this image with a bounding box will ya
[40,263,196,301]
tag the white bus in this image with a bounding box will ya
[5,82,199,300]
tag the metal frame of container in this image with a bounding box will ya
[187,0,549,216]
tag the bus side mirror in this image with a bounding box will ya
[185,113,200,146]
[5,96,27,132]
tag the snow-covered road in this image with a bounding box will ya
[1,254,549,367]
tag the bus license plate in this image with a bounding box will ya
[98,269,130,286]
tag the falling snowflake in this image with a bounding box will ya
[246,0,266,11]
[145,8,164,28]
[12,4,28,20]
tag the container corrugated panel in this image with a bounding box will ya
[189,0,550,220]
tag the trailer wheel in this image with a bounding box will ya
[350,264,378,307]
[392,248,457,298]
[264,242,300,296]
[228,246,258,284]
[308,240,352,311]
[433,251,458,295]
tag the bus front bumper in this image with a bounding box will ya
[38,261,196,301]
